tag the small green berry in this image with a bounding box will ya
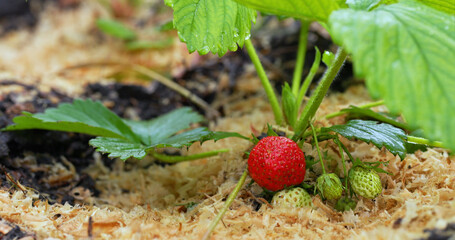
[349,166,382,199]
[271,187,312,208]
[316,173,343,200]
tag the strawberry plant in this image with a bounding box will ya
[162,0,455,238]
[3,0,454,238]
[3,99,247,161]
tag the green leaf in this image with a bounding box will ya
[325,120,407,159]
[322,50,335,66]
[4,99,139,142]
[154,127,211,148]
[346,0,380,10]
[166,0,256,56]
[3,100,245,161]
[159,20,175,31]
[405,142,428,154]
[232,0,345,22]
[89,137,148,160]
[329,1,455,152]
[123,107,204,146]
[281,83,298,128]
[266,124,279,137]
[415,0,455,15]
[96,19,136,40]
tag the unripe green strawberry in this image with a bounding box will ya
[271,187,312,208]
[335,198,357,212]
[316,173,343,200]
[248,136,306,191]
[348,166,382,199]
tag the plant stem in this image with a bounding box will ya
[335,137,349,192]
[245,39,284,125]
[407,136,444,148]
[324,100,385,119]
[152,149,229,164]
[338,140,355,162]
[294,47,348,140]
[291,21,310,96]
[297,47,321,106]
[202,170,248,240]
[310,123,326,174]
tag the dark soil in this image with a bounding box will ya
[421,223,455,240]
[0,80,203,206]
[0,218,35,240]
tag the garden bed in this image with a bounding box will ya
[0,1,454,239]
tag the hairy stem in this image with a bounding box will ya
[297,47,321,106]
[202,170,248,240]
[324,100,385,119]
[152,149,229,164]
[310,123,326,174]
[294,47,348,140]
[338,140,355,162]
[245,39,284,125]
[335,136,349,192]
[407,136,444,148]
[291,21,310,96]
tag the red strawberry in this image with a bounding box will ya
[248,136,306,191]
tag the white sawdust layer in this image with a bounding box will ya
[0,1,454,240]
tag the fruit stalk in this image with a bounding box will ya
[310,123,326,174]
[202,170,248,240]
[335,137,349,192]
[245,39,284,125]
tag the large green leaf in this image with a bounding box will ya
[4,99,139,142]
[124,107,204,145]
[326,120,407,159]
[415,0,455,15]
[329,1,455,152]
[89,128,248,160]
[165,0,256,56]
[232,0,345,22]
[346,0,380,10]
[89,137,148,160]
[3,99,248,160]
